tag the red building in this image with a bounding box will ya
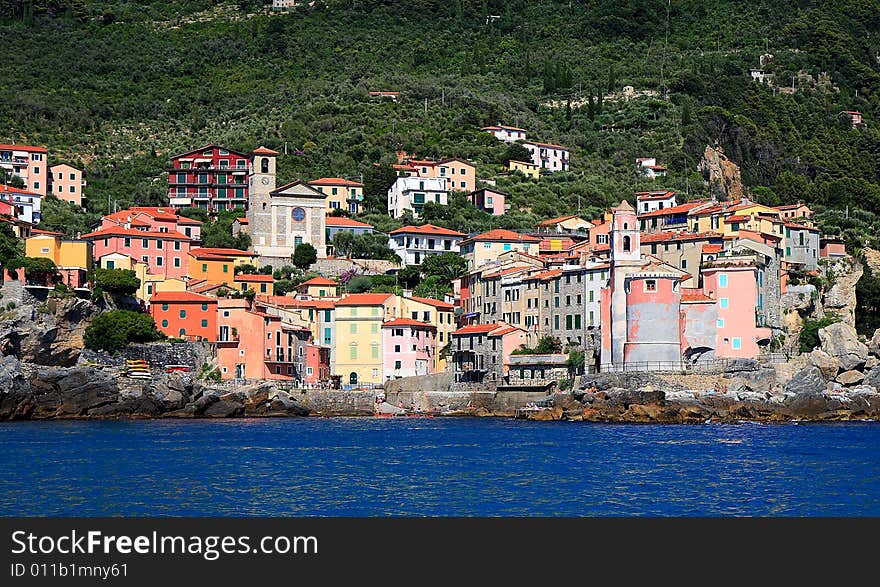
[150,291,218,341]
[166,144,251,213]
[306,344,331,386]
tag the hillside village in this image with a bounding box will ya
[0,123,855,393]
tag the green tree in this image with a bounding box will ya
[332,231,356,258]
[92,268,140,296]
[534,336,563,354]
[38,195,98,239]
[291,242,317,270]
[83,310,164,352]
[363,162,397,213]
[177,207,209,223]
[6,257,58,283]
[856,260,880,336]
[421,252,467,281]
[799,316,839,353]
[503,142,533,165]
[413,275,451,299]
[346,275,373,293]
[397,265,421,289]
[0,223,23,268]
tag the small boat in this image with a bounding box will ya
[164,364,191,373]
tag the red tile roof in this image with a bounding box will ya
[702,244,724,254]
[636,190,676,201]
[407,296,454,309]
[453,323,501,335]
[389,224,466,237]
[189,247,257,258]
[681,289,713,302]
[257,295,336,309]
[252,146,279,155]
[523,140,568,150]
[150,291,217,303]
[309,177,363,187]
[482,124,526,132]
[382,318,436,329]
[325,216,374,228]
[300,276,337,287]
[336,292,393,306]
[637,199,713,219]
[30,229,63,236]
[234,274,274,282]
[0,184,41,197]
[234,217,249,224]
[784,222,820,232]
[724,215,751,223]
[463,229,541,243]
[0,144,47,153]
[81,227,191,240]
[535,214,586,227]
[525,268,563,281]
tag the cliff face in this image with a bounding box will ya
[0,284,102,367]
[698,144,745,200]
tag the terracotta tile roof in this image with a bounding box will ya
[150,291,217,303]
[234,217,249,224]
[525,268,563,281]
[29,229,63,236]
[463,229,541,243]
[784,222,820,232]
[189,247,257,258]
[81,227,191,240]
[325,216,374,228]
[309,177,363,187]
[0,144,47,153]
[681,289,713,302]
[300,276,337,287]
[536,214,585,227]
[453,323,500,335]
[637,199,713,219]
[382,318,436,329]
[252,146,279,155]
[702,244,724,254]
[489,325,522,336]
[482,124,526,132]
[0,184,41,196]
[407,295,454,309]
[775,203,809,211]
[257,295,336,309]
[389,224,465,237]
[523,140,568,150]
[724,215,751,223]
[336,292,393,306]
[482,266,531,279]
[189,282,227,294]
[234,274,274,282]
[637,190,676,201]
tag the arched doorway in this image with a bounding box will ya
[349,372,358,385]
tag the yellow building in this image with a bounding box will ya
[25,230,91,288]
[460,229,542,272]
[97,252,186,302]
[334,292,399,386]
[308,178,364,215]
[508,159,540,179]
[401,295,455,371]
[688,201,780,233]
[295,276,339,298]
[188,247,259,283]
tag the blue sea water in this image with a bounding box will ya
[1,418,878,516]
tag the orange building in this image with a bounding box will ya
[234,273,275,295]
[150,291,218,341]
[188,247,259,283]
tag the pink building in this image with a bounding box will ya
[48,163,85,207]
[382,318,437,380]
[0,144,48,196]
[306,344,331,386]
[702,263,771,358]
[100,207,202,243]
[216,299,311,381]
[467,188,507,216]
[82,226,192,280]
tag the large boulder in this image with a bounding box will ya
[836,370,865,387]
[784,366,826,396]
[26,366,119,418]
[809,349,840,381]
[818,323,868,371]
[870,328,880,358]
[862,368,880,391]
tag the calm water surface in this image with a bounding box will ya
[1,418,878,516]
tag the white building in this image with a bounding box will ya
[636,190,677,214]
[272,0,298,11]
[481,124,527,143]
[636,157,667,179]
[522,141,569,173]
[387,176,448,218]
[388,224,465,266]
[0,184,41,224]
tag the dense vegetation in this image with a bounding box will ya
[83,309,165,352]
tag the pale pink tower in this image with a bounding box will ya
[601,200,641,367]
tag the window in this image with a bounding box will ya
[70,185,76,193]
[124,237,131,247]
[554,315,560,330]
[394,345,401,353]
[156,257,163,267]
[717,319,724,329]
[201,319,208,328]
[681,259,687,269]
[349,344,358,360]
[720,298,729,309]
[161,320,168,328]
[179,329,186,336]
[623,235,631,252]
[201,304,208,311]
[566,315,573,329]
[223,264,228,273]
[371,344,379,359]
[719,274,728,288]
[394,360,402,370]
[589,291,594,302]
[142,239,149,249]
[645,280,657,292]
[574,314,581,329]
[732,338,742,350]
[174,257,181,268]
[202,264,208,273]
[350,323,358,334]
[161,304,168,311]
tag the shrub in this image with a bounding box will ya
[84,310,164,352]
[799,316,839,354]
[346,275,373,293]
[291,243,317,270]
[93,268,140,296]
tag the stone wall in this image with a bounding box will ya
[385,389,550,414]
[310,258,400,277]
[297,389,375,416]
[384,371,452,394]
[80,341,216,372]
